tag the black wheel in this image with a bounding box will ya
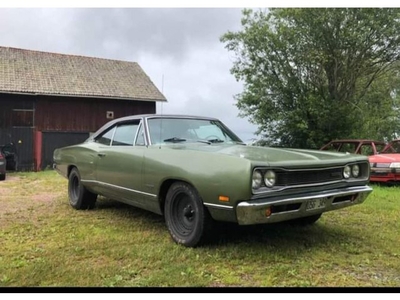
[164,182,212,247]
[288,213,322,226]
[68,167,97,210]
[0,173,5,181]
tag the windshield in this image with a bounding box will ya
[147,118,243,145]
[382,140,400,154]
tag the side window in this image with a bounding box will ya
[95,127,115,146]
[360,145,374,156]
[112,123,139,146]
[375,144,385,153]
[324,143,340,151]
[339,143,356,153]
[135,124,146,146]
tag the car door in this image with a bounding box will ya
[95,119,146,206]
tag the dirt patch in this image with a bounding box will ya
[0,173,67,222]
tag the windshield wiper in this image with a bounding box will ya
[196,140,211,144]
[163,137,186,143]
[207,138,224,143]
[196,139,225,144]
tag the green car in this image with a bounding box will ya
[53,114,372,247]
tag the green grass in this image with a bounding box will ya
[0,171,399,287]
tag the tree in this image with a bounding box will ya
[221,8,400,148]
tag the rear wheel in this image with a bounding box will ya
[288,213,322,226]
[0,173,5,181]
[68,167,97,209]
[164,182,212,247]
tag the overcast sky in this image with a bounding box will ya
[0,7,260,141]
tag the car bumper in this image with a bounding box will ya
[370,167,400,182]
[236,186,372,225]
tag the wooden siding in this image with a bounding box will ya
[0,92,156,171]
[35,96,155,132]
[0,93,155,132]
[0,93,35,128]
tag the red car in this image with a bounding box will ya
[0,150,6,181]
[320,139,387,156]
[321,139,400,183]
[369,139,400,183]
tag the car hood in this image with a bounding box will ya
[164,143,364,167]
[369,153,400,163]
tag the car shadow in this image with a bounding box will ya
[94,197,359,251]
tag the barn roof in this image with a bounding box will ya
[0,46,166,102]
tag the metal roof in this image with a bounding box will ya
[0,46,167,102]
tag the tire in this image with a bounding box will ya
[0,173,5,181]
[68,167,97,210]
[288,213,322,226]
[164,182,212,247]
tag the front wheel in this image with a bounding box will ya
[68,167,97,209]
[164,182,212,247]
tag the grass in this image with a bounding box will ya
[0,171,399,287]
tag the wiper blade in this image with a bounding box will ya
[163,137,186,143]
[208,138,224,143]
[196,140,212,145]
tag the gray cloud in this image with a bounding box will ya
[0,8,258,141]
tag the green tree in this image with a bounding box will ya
[221,8,400,148]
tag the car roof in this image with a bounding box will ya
[87,114,222,142]
[115,114,219,122]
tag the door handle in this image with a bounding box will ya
[98,153,106,157]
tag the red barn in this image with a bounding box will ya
[0,46,166,171]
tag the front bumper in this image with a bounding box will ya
[370,167,400,182]
[236,186,372,225]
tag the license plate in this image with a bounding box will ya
[306,197,327,211]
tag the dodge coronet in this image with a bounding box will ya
[53,114,373,247]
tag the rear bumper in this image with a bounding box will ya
[236,186,372,225]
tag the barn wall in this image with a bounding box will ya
[41,131,90,170]
[0,94,35,171]
[0,93,35,128]
[0,127,34,171]
[35,96,156,132]
[1,92,157,171]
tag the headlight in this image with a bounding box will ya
[389,162,400,168]
[252,170,262,189]
[264,170,276,187]
[352,165,360,178]
[343,165,351,179]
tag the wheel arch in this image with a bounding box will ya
[67,165,78,177]
[158,178,206,215]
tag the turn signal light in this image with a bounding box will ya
[265,207,272,217]
[218,195,230,202]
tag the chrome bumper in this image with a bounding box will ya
[236,186,372,225]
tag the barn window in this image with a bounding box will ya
[106,111,114,119]
[12,109,34,127]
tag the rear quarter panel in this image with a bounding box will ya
[53,144,97,181]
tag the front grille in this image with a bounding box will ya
[275,168,343,186]
[370,172,389,176]
[253,162,369,195]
